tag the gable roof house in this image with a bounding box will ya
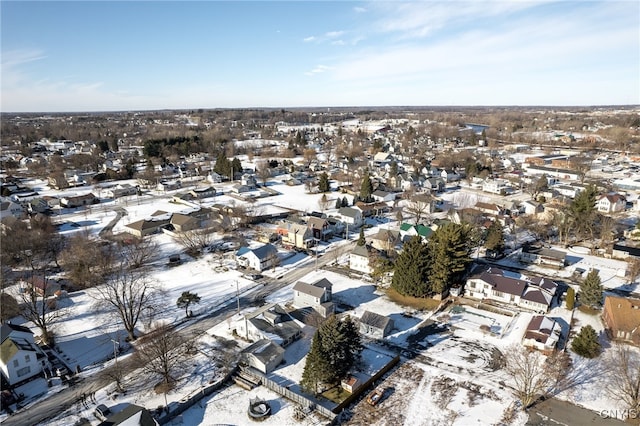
[369,229,401,252]
[603,295,640,345]
[350,244,373,274]
[123,211,172,237]
[359,310,394,339]
[597,193,626,214]
[522,315,562,354]
[277,221,314,250]
[399,223,434,242]
[0,197,25,220]
[235,244,279,272]
[520,245,566,269]
[60,193,98,208]
[371,190,396,203]
[98,403,159,426]
[337,207,364,228]
[0,324,49,386]
[236,303,302,347]
[464,267,558,313]
[240,339,286,375]
[292,277,334,318]
[307,216,333,241]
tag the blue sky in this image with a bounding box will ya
[1,1,638,112]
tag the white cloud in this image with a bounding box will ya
[304,65,331,77]
[303,36,316,42]
[325,31,344,38]
[353,6,366,13]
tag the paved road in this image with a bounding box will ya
[526,398,626,426]
[3,238,355,426]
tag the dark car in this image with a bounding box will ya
[94,404,111,421]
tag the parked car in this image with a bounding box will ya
[367,388,385,406]
[56,367,70,377]
[94,404,111,421]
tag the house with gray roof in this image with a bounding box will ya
[359,311,394,339]
[292,277,334,317]
[240,340,285,374]
[350,244,373,274]
[464,267,558,313]
[235,243,279,272]
[0,324,49,386]
[236,303,302,347]
[337,206,364,228]
[520,245,566,269]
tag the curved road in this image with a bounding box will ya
[2,239,355,426]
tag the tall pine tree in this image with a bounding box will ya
[391,236,430,297]
[300,315,362,394]
[318,172,330,193]
[360,173,373,202]
[580,269,603,307]
[484,220,505,254]
[357,228,366,246]
[428,223,472,295]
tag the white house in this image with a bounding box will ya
[464,267,558,313]
[236,304,302,347]
[597,193,626,213]
[349,244,373,274]
[240,339,285,374]
[337,207,364,228]
[482,179,510,195]
[371,190,396,203]
[292,277,334,317]
[520,200,545,216]
[359,311,394,339]
[235,244,279,272]
[0,324,48,386]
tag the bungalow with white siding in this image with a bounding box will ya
[464,267,558,313]
[236,303,302,347]
[349,244,373,274]
[337,207,364,228]
[597,193,626,213]
[240,339,285,374]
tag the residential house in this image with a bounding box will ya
[399,223,434,242]
[207,171,223,184]
[240,339,285,374]
[426,177,446,193]
[369,229,401,252]
[482,179,511,195]
[241,174,258,189]
[235,244,279,272]
[103,184,138,199]
[597,193,626,213]
[307,216,332,241]
[464,267,558,313]
[474,201,504,216]
[236,304,302,347]
[441,169,461,182]
[350,244,373,274]
[525,165,581,182]
[60,193,98,208]
[359,311,394,339]
[189,186,216,199]
[337,207,364,228]
[520,245,566,269]
[603,296,640,345]
[0,197,24,219]
[20,276,61,297]
[371,190,395,203]
[611,243,640,260]
[98,403,159,426]
[0,324,48,386]
[123,211,172,237]
[292,277,334,317]
[278,221,314,250]
[520,200,544,216]
[522,316,562,354]
[355,201,391,218]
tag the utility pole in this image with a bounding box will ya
[235,280,240,313]
[111,339,119,370]
[315,238,319,271]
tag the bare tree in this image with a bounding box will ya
[405,193,433,225]
[119,236,159,269]
[318,194,331,212]
[92,265,164,341]
[61,231,115,289]
[503,345,558,408]
[256,160,272,185]
[627,257,640,284]
[173,227,217,256]
[133,323,189,388]
[20,274,68,345]
[605,344,640,413]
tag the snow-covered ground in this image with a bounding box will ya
[4,169,640,425]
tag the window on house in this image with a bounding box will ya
[13,359,19,368]
[16,366,31,377]
[24,354,30,363]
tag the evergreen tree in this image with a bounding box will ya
[360,173,373,202]
[335,198,342,209]
[176,291,201,318]
[341,196,349,207]
[318,172,330,193]
[231,158,242,177]
[484,220,505,254]
[428,223,472,295]
[357,228,366,246]
[390,161,398,176]
[391,236,430,297]
[568,184,598,240]
[566,286,575,310]
[300,315,362,394]
[214,151,230,177]
[571,325,601,358]
[580,269,603,307]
